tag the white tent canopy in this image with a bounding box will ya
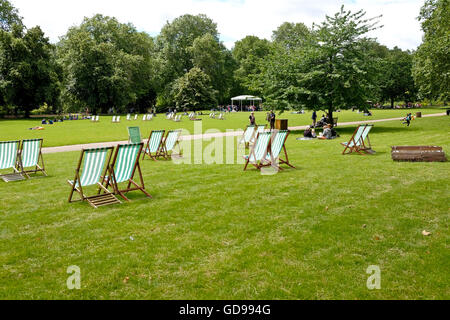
[231,95,262,111]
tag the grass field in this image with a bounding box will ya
[0,108,444,147]
[0,114,449,299]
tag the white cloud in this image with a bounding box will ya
[10,0,423,50]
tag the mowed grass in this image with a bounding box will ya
[0,115,449,299]
[0,108,444,147]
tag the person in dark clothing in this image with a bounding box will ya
[402,113,412,126]
[312,110,317,127]
[249,112,256,125]
[269,110,276,131]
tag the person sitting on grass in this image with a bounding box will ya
[318,124,333,140]
[303,126,317,138]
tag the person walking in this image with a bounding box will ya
[249,112,256,126]
[269,110,276,131]
[312,110,317,127]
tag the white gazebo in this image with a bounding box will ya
[231,95,262,111]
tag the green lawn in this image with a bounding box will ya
[0,115,448,299]
[0,108,444,147]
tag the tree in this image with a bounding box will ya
[0,25,62,117]
[232,36,271,96]
[0,0,22,31]
[380,47,416,107]
[189,33,235,104]
[413,0,449,101]
[156,14,219,106]
[57,14,159,114]
[173,67,217,111]
[272,22,311,49]
[255,6,381,126]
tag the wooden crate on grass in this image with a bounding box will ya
[391,146,447,162]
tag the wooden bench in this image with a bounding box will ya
[391,146,447,162]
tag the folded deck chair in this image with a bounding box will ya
[143,130,165,161]
[68,147,121,208]
[18,139,47,178]
[263,130,295,169]
[243,132,272,171]
[128,127,142,144]
[239,125,256,148]
[105,143,151,201]
[160,130,182,159]
[341,124,374,155]
[0,140,24,182]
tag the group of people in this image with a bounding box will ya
[248,110,277,130]
[303,124,338,140]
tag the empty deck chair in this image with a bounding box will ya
[112,116,116,123]
[18,139,47,178]
[249,125,267,145]
[68,147,121,208]
[134,114,138,121]
[126,114,131,121]
[0,140,24,182]
[341,124,374,155]
[243,132,272,171]
[160,130,182,159]
[142,114,147,121]
[264,130,295,169]
[105,143,151,201]
[128,127,142,144]
[143,130,165,161]
[239,125,256,148]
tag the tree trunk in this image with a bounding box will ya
[391,97,394,109]
[328,108,334,128]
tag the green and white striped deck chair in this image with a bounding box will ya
[106,143,151,201]
[249,125,267,146]
[160,130,182,159]
[143,130,165,161]
[264,130,295,169]
[0,140,24,182]
[243,132,272,171]
[18,139,47,178]
[341,124,374,155]
[68,147,120,208]
[128,126,142,144]
[239,125,256,148]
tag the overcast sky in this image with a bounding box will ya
[10,0,424,50]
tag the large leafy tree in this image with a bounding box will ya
[272,22,311,49]
[232,35,271,96]
[173,67,217,111]
[380,47,416,107]
[256,6,381,126]
[0,0,22,31]
[189,33,235,104]
[156,14,219,106]
[0,25,62,117]
[413,0,449,101]
[58,14,159,114]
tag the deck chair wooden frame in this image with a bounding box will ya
[17,139,47,178]
[341,124,373,155]
[143,130,165,161]
[263,130,295,170]
[243,132,272,171]
[105,143,151,201]
[159,130,182,159]
[68,147,121,208]
[0,140,24,182]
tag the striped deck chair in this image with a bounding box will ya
[68,147,121,208]
[143,130,165,161]
[264,130,295,169]
[134,114,138,120]
[160,130,182,159]
[0,140,24,182]
[341,124,374,155]
[128,127,142,144]
[243,132,272,171]
[112,116,117,123]
[18,139,47,178]
[142,114,147,121]
[126,114,131,121]
[249,125,267,146]
[239,125,256,148]
[105,143,151,201]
